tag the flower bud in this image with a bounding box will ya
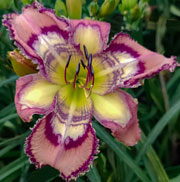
[99,0,117,17]
[119,0,137,13]
[8,50,37,76]
[89,1,99,17]
[55,0,67,17]
[0,0,14,9]
[66,0,82,19]
[21,0,34,5]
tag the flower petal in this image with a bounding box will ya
[92,32,177,95]
[43,44,84,85]
[92,89,140,146]
[26,112,98,180]
[108,32,177,87]
[15,74,59,122]
[70,19,110,55]
[2,1,69,74]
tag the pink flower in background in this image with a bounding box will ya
[2,2,177,180]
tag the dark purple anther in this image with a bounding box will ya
[73,63,81,89]
[76,62,81,75]
[83,45,89,60]
[64,55,72,84]
[66,55,71,68]
[90,63,94,75]
[88,54,92,66]
[81,59,86,69]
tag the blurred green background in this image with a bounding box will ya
[0,0,180,181]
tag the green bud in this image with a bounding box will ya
[130,5,140,21]
[8,50,37,76]
[0,0,14,9]
[21,0,34,5]
[115,0,120,7]
[141,0,149,3]
[66,0,82,19]
[99,0,117,17]
[55,0,67,17]
[89,1,99,16]
[119,0,137,11]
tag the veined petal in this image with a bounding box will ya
[92,33,177,94]
[70,19,110,55]
[15,74,59,122]
[108,32,177,87]
[92,45,140,95]
[92,89,140,146]
[2,1,69,75]
[26,102,98,180]
[43,44,84,85]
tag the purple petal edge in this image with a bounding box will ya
[105,43,140,58]
[61,125,99,180]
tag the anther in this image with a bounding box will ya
[76,62,81,75]
[81,59,86,69]
[90,64,94,81]
[83,45,89,60]
[88,54,92,66]
[66,55,71,68]
[73,63,81,89]
[64,55,72,84]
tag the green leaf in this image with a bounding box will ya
[0,155,28,181]
[170,175,180,182]
[0,143,17,157]
[0,103,15,118]
[93,122,151,182]
[0,131,29,147]
[0,113,19,125]
[136,99,180,162]
[0,75,17,88]
[143,156,158,182]
[170,5,180,17]
[27,166,59,182]
[87,164,101,182]
[143,134,169,182]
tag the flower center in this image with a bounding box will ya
[64,45,95,96]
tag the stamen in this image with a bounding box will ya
[88,54,92,66]
[66,55,71,68]
[81,67,91,88]
[73,63,81,89]
[81,59,86,69]
[91,69,95,87]
[83,45,89,60]
[90,63,94,75]
[64,55,72,84]
[81,53,95,89]
[76,62,81,75]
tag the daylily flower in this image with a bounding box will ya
[2,1,177,181]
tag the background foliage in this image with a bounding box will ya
[0,0,180,181]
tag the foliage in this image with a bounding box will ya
[0,0,180,181]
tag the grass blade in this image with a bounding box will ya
[0,113,19,124]
[93,122,150,182]
[0,156,28,181]
[0,75,18,88]
[87,164,101,182]
[136,99,180,162]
